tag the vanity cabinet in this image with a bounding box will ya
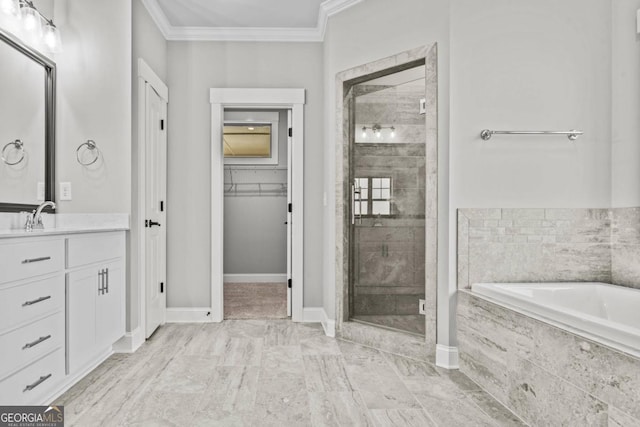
[0,238,66,405]
[0,230,126,405]
[66,232,125,374]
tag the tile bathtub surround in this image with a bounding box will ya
[457,208,640,290]
[55,321,524,426]
[457,291,640,427]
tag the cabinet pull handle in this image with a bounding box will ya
[21,256,51,264]
[98,270,104,295]
[105,268,109,293]
[22,335,52,350]
[23,373,52,392]
[22,295,51,306]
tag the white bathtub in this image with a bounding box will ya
[471,282,640,357]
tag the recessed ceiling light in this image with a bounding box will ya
[248,127,255,130]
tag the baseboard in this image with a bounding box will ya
[435,344,459,369]
[302,307,335,338]
[223,274,287,283]
[112,327,145,353]
[166,307,213,323]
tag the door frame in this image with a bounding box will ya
[136,59,168,346]
[210,88,305,322]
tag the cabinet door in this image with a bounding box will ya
[96,260,125,350]
[66,268,99,374]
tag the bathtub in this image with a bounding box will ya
[471,282,640,357]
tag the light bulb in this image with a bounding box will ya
[390,127,395,138]
[376,130,381,139]
[0,0,18,16]
[21,3,42,39]
[43,22,62,52]
[361,127,367,138]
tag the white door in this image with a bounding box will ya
[286,110,293,317]
[145,84,167,338]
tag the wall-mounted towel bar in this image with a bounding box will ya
[480,129,583,141]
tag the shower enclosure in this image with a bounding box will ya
[336,45,438,354]
[348,63,427,335]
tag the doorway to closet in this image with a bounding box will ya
[209,87,305,323]
[222,109,290,319]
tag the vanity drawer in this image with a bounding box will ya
[0,312,64,379]
[0,275,64,332]
[66,232,125,268]
[0,348,65,406]
[0,238,64,284]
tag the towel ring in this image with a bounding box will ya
[76,140,101,166]
[2,139,25,165]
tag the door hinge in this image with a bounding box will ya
[288,127,292,137]
[288,203,292,213]
[160,282,164,293]
[160,201,164,212]
[145,219,148,228]
[160,119,164,130]
[288,278,292,288]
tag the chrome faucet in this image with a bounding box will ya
[25,201,56,231]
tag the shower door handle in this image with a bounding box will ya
[351,184,356,225]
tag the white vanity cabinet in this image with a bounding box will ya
[0,237,66,405]
[66,232,125,374]
[0,229,126,405]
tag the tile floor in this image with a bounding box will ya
[55,321,526,426]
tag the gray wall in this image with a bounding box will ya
[223,110,288,276]
[612,0,640,208]
[166,41,324,308]
[53,0,132,213]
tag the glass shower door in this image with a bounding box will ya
[349,64,426,336]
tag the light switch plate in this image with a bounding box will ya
[37,182,45,201]
[60,182,72,200]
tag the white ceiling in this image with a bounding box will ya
[156,0,324,28]
[142,0,364,42]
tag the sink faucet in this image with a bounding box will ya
[25,201,56,231]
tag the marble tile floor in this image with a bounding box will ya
[224,282,287,319]
[54,321,526,426]
[351,315,426,336]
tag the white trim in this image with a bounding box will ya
[141,0,363,42]
[210,88,305,324]
[302,307,336,337]
[223,274,287,283]
[112,327,145,353]
[166,308,213,323]
[136,58,169,340]
[435,344,459,370]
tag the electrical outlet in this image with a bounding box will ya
[60,182,72,200]
[37,182,45,201]
[419,98,426,115]
[419,299,426,315]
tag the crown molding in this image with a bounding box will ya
[141,0,364,42]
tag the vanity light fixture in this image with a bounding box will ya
[360,124,396,139]
[0,0,62,53]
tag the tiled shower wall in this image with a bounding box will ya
[457,208,640,289]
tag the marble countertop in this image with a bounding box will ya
[0,213,129,239]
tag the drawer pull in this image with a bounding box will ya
[22,335,52,350]
[23,373,52,392]
[21,256,52,264]
[22,295,52,306]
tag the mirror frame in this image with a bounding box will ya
[0,28,56,213]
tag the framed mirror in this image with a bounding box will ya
[0,28,55,212]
